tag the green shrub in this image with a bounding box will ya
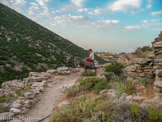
[101,72,115,82]
[0,94,16,103]
[147,107,162,121]
[104,61,124,75]
[66,86,81,97]
[79,77,103,90]
[82,70,96,76]
[94,80,111,94]
[111,102,149,122]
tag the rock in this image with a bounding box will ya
[0,89,3,97]
[124,65,136,72]
[125,95,133,101]
[29,72,39,77]
[100,89,107,94]
[10,102,22,109]
[57,67,68,71]
[119,93,128,101]
[127,72,138,78]
[58,100,70,107]
[29,77,48,82]
[156,70,162,77]
[31,82,44,88]
[47,69,57,74]
[132,58,147,64]
[155,59,162,63]
[154,81,162,88]
[0,112,15,121]
[71,68,80,73]
[10,108,21,114]
[9,119,23,122]
[24,92,35,99]
[106,89,116,100]
[152,41,162,48]
[132,96,144,103]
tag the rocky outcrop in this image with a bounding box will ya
[153,31,162,94]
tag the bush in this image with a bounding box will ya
[79,77,103,90]
[94,80,111,94]
[111,102,149,122]
[147,107,162,121]
[66,86,81,97]
[82,70,96,76]
[101,72,115,82]
[0,94,16,103]
[104,61,124,75]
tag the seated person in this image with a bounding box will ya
[85,49,94,62]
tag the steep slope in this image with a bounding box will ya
[0,3,106,83]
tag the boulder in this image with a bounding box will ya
[154,81,162,88]
[9,119,23,122]
[127,72,138,78]
[152,41,162,48]
[10,102,22,109]
[156,70,162,77]
[155,59,162,63]
[47,69,57,74]
[29,72,39,77]
[0,103,10,113]
[62,83,75,93]
[57,67,68,71]
[132,96,144,103]
[58,100,70,107]
[0,112,15,121]
[124,65,136,72]
[28,77,48,82]
[24,92,35,99]
[132,58,147,64]
[10,108,21,114]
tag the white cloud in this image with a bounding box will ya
[151,10,162,16]
[0,0,10,6]
[142,20,148,23]
[125,25,141,30]
[53,14,119,30]
[70,0,85,7]
[78,8,88,12]
[27,0,51,20]
[88,9,102,15]
[146,4,152,9]
[108,0,142,12]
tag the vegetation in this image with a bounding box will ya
[50,97,161,122]
[0,94,16,103]
[134,46,153,58]
[82,70,96,76]
[94,80,110,94]
[0,3,106,84]
[104,61,124,75]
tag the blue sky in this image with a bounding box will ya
[1,0,162,52]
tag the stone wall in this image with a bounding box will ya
[124,57,155,83]
[152,31,162,94]
[124,31,162,95]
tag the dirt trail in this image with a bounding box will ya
[22,72,81,122]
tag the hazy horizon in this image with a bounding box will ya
[1,0,162,52]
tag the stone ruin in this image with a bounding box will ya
[153,31,162,94]
[124,31,162,96]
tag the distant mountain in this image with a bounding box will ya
[0,3,106,84]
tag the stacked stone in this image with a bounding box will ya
[124,57,155,82]
[152,31,162,94]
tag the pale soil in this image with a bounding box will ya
[22,72,81,122]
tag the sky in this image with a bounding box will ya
[1,0,162,52]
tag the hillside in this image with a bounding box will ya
[0,3,106,84]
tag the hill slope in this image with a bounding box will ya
[0,3,106,83]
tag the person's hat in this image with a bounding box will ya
[89,49,92,51]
